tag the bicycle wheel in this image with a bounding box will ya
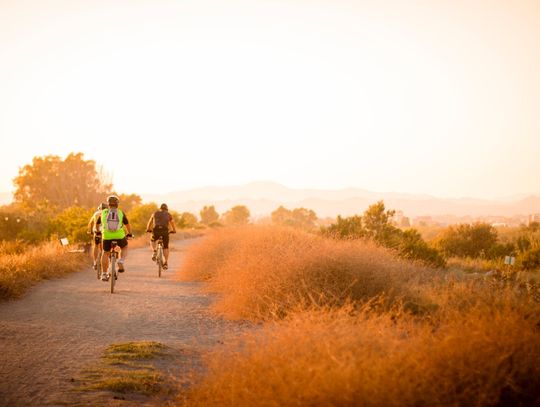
[96,250,102,279]
[157,245,163,278]
[110,254,116,294]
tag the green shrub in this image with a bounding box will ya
[323,202,445,268]
[434,223,498,258]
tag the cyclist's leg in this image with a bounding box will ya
[92,236,100,266]
[117,238,129,271]
[150,230,157,259]
[163,233,170,264]
[102,240,112,275]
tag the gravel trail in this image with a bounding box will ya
[0,240,245,406]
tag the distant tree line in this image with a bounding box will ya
[2,153,539,271]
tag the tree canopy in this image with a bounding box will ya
[222,205,250,226]
[271,206,318,230]
[200,205,220,226]
[13,153,111,211]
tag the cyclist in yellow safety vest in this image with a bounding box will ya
[95,195,133,282]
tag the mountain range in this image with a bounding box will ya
[141,181,540,221]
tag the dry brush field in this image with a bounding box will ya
[176,226,540,407]
[0,240,86,300]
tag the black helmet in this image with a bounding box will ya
[98,202,108,210]
[107,195,120,207]
[160,203,168,211]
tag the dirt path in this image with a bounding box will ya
[0,240,248,406]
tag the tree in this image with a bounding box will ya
[434,223,498,258]
[397,229,446,268]
[200,205,219,226]
[271,206,318,230]
[117,193,142,213]
[323,215,365,239]
[323,201,445,268]
[363,201,398,245]
[174,211,197,229]
[223,205,250,226]
[129,203,159,235]
[48,206,94,243]
[271,206,291,225]
[13,153,111,211]
[0,209,27,240]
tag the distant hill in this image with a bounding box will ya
[141,181,540,220]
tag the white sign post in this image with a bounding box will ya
[504,256,515,266]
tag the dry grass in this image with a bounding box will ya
[178,226,540,406]
[447,256,505,273]
[0,241,86,299]
[183,286,540,407]
[178,226,435,320]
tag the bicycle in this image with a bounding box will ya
[148,230,175,277]
[88,231,103,279]
[108,240,120,294]
[96,248,103,280]
[154,235,164,277]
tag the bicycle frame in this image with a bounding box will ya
[156,237,164,278]
[96,249,102,279]
[108,240,120,293]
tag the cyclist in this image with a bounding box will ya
[96,195,133,281]
[146,203,177,270]
[87,202,108,270]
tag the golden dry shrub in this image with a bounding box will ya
[183,286,540,407]
[0,241,85,299]
[178,226,435,320]
[178,227,247,282]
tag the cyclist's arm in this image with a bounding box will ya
[87,216,95,234]
[122,213,132,235]
[169,218,177,233]
[146,214,154,232]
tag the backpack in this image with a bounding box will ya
[106,208,121,231]
[154,210,169,229]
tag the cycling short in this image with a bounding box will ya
[94,232,102,245]
[103,237,128,252]
[151,227,169,249]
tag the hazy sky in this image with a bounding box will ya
[1,0,539,199]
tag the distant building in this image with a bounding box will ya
[412,216,434,226]
[392,210,411,228]
[528,214,540,226]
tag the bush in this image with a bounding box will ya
[0,241,86,299]
[48,206,94,243]
[397,229,446,268]
[183,285,540,407]
[323,202,445,268]
[434,223,499,258]
[517,247,540,270]
[178,226,434,320]
[129,203,158,235]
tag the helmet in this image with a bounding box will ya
[160,203,168,211]
[107,195,120,207]
[98,202,108,210]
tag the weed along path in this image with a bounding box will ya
[0,240,248,406]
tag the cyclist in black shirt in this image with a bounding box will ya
[146,203,177,270]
